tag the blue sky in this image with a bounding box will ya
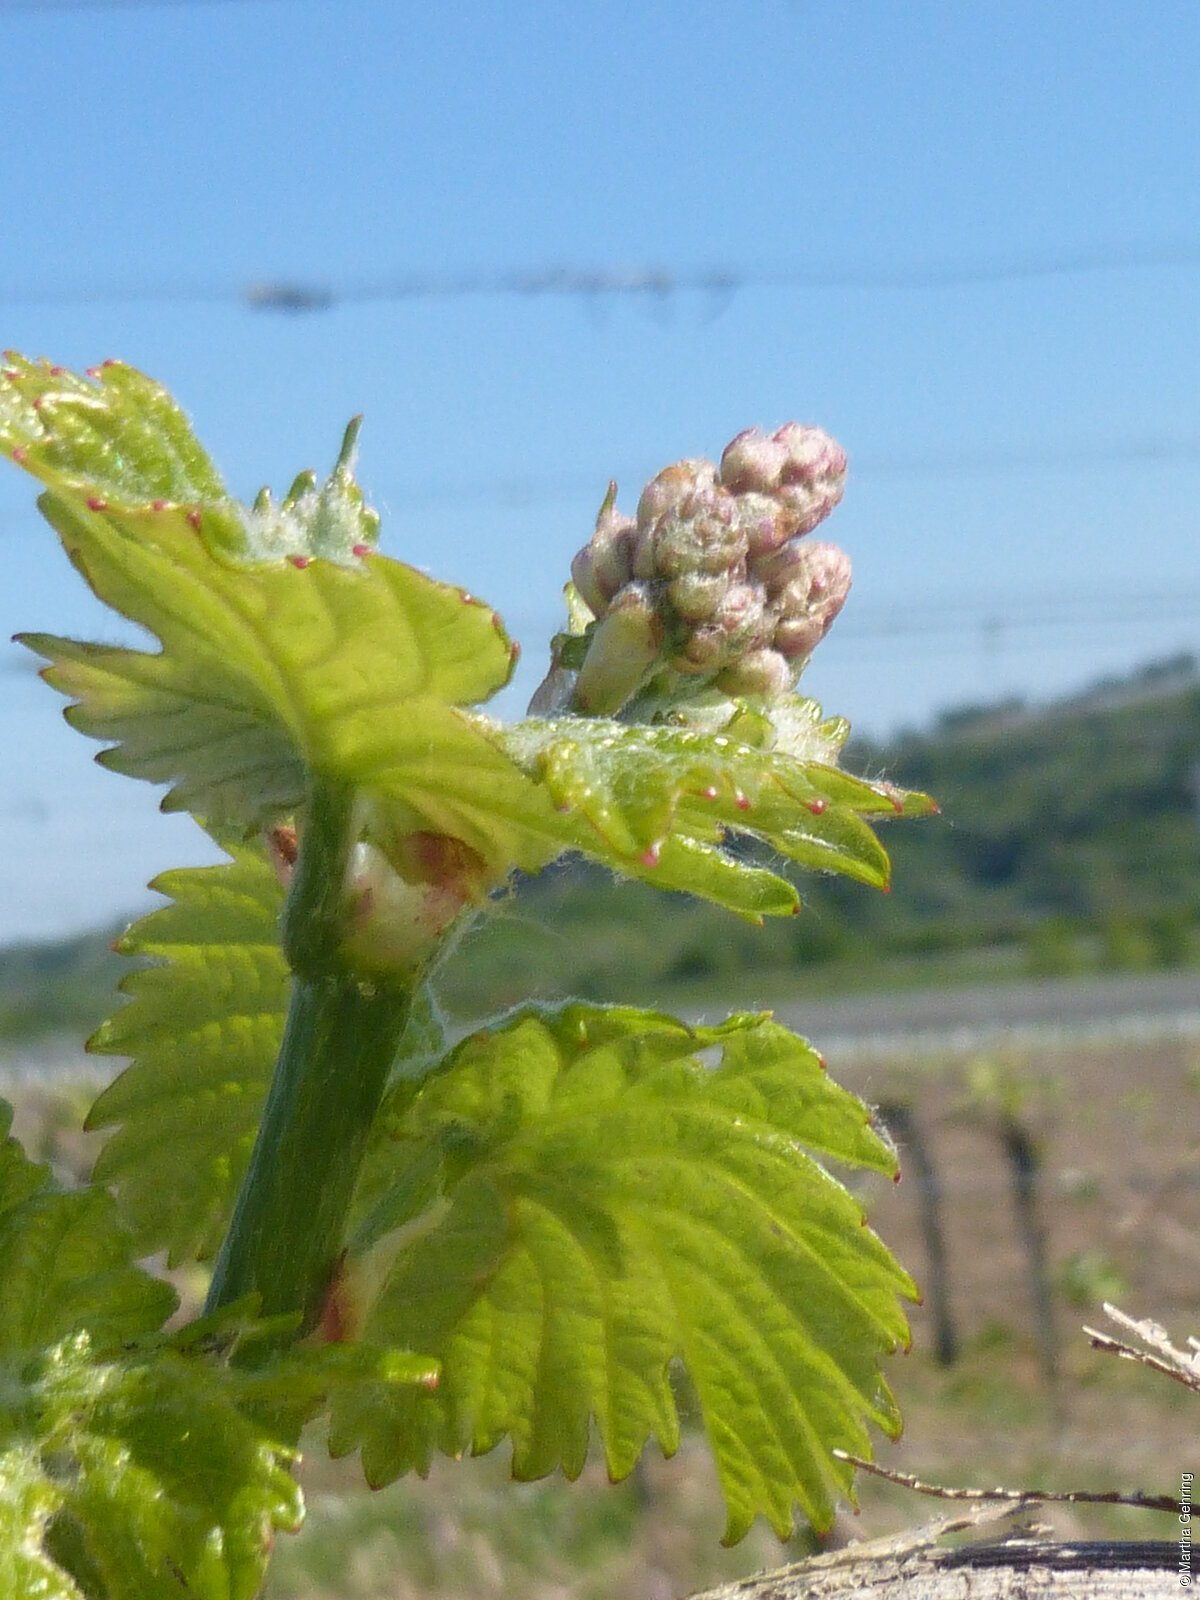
[2,0,1199,940]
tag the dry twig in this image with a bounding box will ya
[1083,1301,1200,1395]
[834,1452,1178,1516]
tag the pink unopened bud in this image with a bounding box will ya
[733,491,792,558]
[571,541,623,617]
[715,648,792,698]
[675,623,726,674]
[777,480,846,538]
[772,614,826,661]
[633,456,746,585]
[573,581,663,714]
[774,423,847,536]
[751,539,812,594]
[774,422,847,486]
[713,581,768,651]
[767,540,852,611]
[570,548,606,617]
[630,523,658,582]
[721,423,847,539]
[666,570,730,622]
[593,517,637,593]
[773,541,852,660]
[719,428,789,493]
[635,459,718,531]
[651,501,745,580]
[571,484,638,616]
[555,422,851,710]
[795,541,852,611]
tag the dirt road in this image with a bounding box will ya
[766,970,1200,1057]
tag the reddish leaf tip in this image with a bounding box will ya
[640,843,661,868]
[701,785,719,801]
[806,798,828,815]
[9,447,25,464]
[86,497,107,513]
[351,542,371,557]
[186,509,202,531]
[289,554,311,569]
[151,499,169,512]
[2,368,20,382]
[734,792,751,811]
[85,366,102,380]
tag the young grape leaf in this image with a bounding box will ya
[0,1469,79,1600]
[0,1102,177,1354]
[0,360,568,872]
[0,1332,431,1600]
[85,843,290,1264]
[0,1334,303,1600]
[0,353,243,541]
[492,710,935,918]
[19,492,531,840]
[0,1091,437,1600]
[328,1005,914,1540]
[0,353,380,565]
[0,1109,253,1593]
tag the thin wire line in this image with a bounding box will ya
[2,243,1199,311]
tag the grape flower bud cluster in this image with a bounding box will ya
[567,424,851,715]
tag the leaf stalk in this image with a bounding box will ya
[206,776,411,1335]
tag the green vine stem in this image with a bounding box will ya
[205,777,412,1334]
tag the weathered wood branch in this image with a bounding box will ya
[687,1513,1181,1599]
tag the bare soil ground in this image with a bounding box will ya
[848,1031,1200,1352]
[836,1031,1199,1546]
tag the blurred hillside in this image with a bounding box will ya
[0,924,127,1043]
[2,654,1198,1041]
[846,652,1200,972]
